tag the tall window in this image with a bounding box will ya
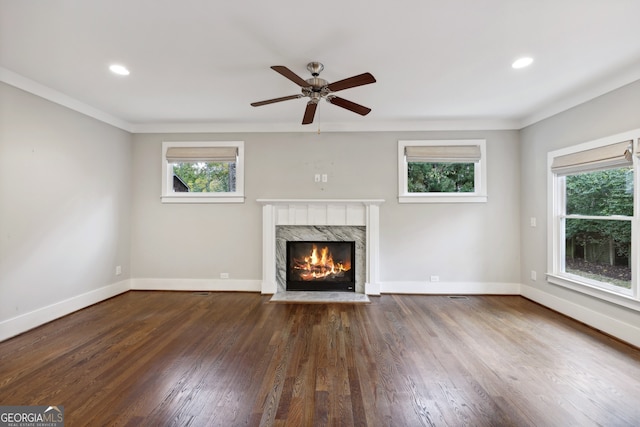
[549,131,640,308]
[398,140,487,203]
[161,141,244,203]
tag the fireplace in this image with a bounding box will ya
[286,241,356,292]
[258,199,384,295]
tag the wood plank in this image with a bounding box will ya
[1,292,640,425]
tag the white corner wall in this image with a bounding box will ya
[520,79,640,348]
[0,83,133,341]
[130,130,521,294]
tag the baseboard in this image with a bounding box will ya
[380,281,521,295]
[521,284,640,348]
[130,278,262,292]
[0,279,130,342]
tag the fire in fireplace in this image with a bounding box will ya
[286,241,356,291]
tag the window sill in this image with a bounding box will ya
[399,194,487,204]
[546,273,640,313]
[161,195,245,204]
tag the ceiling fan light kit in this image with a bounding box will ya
[251,62,376,125]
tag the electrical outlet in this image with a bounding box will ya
[115,265,122,276]
[314,174,321,182]
[530,217,537,227]
[322,174,328,183]
[531,270,537,281]
[220,273,230,279]
[430,275,440,282]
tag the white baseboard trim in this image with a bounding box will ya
[521,284,640,348]
[380,281,521,295]
[0,279,130,342]
[130,278,262,292]
[365,282,380,296]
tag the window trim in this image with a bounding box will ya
[161,140,245,204]
[398,139,487,203]
[547,129,640,312]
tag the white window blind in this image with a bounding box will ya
[166,146,237,163]
[405,145,481,163]
[551,140,632,175]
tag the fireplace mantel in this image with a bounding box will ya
[257,199,384,204]
[257,199,384,295]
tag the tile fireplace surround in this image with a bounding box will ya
[257,199,384,296]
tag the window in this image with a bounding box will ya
[398,140,487,203]
[161,141,244,203]
[548,130,640,310]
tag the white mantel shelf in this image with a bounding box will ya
[259,198,384,296]
[257,199,385,204]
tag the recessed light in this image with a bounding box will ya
[109,64,130,76]
[512,57,533,69]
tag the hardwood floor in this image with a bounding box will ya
[1,292,639,426]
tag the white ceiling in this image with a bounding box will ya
[2,0,640,132]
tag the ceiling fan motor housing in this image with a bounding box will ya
[306,77,328,89]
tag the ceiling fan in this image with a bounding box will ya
[251,62,376,125]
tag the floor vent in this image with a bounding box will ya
[448,296,469,300]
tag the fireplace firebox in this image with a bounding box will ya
[286,241,356,292]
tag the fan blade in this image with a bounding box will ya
[328,96,371,116]
[326,72,376,92]
[251,94,302,107]
[302,101,318,125]
[271,66,311,87]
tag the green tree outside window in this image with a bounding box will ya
[172,162,236,193]
[407,162,475,193]
[564,167,633,288]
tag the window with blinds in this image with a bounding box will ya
[548,131,640,305]
[398,140,487,203]
[161,141,244,203]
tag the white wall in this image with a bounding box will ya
[0,83,132,340]
[130,130,521,293]
[520,79,640,347]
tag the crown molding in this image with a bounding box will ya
[130,118,521,134]
[0,66,133,132]
[519,59,640,128]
